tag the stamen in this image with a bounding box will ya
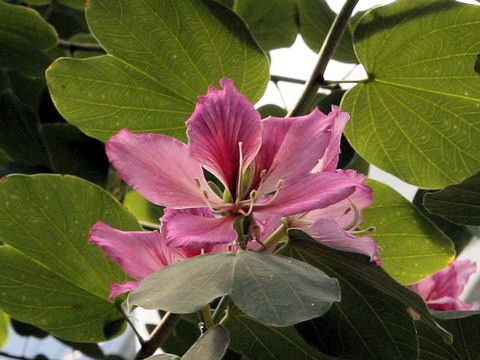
[194,177,202,188]
[343,199,360,231]
[235,141,244,204]
[351,226,376,234]
[238,190,256,216]
[254,179,284,207]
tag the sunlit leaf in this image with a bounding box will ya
[129,251,340,327]
[361,180,455,284]
[423,172,480,226]
[0,174,142,341]
[0,311,8,349]
[343,0,480,188]
[47,0,269,142]
[284,230,452,359]
[0,1,57,77]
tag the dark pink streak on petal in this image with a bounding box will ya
[315,106,350,172]
[107,129,219,208]
[187,78,262,194]
[408,259,477,310]
[162,208,237,249]
[293,218,380,263]
[89,221,195,280]
[256,172,357,216]
[255,108,334,195]
[109,281,139,299]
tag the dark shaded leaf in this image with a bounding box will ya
[182,325,230,360]
[417,311,480,359]
[423,172,480,226]
[284,230,452,359]
[413,189,473,254]
[0,2,57,77]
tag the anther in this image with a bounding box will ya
[194,177,202,188]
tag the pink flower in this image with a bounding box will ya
[89,208,229,299]
[407,259,477,311]
[289,170,381,264]
[106,78,366,249]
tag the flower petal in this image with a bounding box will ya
[256,172,357,216]
[295,218,380,263]
[187,78,262,193]
[314,106,350,172]
[300,170,372,229]
[162,208,237,249]
[408,259,476,310]
[90,221,193,280]
[109,281,139,299]
[106,129,219,208]
[255,108,336,195]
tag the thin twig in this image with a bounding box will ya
[119,305,145,345]
[0,352,60,360]
[212,296,232,324]
[57,39,106,53]
[287,0,360,117]
[134,312,183,360]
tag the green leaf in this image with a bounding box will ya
[0,311,8,349]
[40,122,109,185]
[224,0,298,51]
[284,230,452,359]
[231,250,340,327]
[123,190,162,225]
[0,92,49,166]
[257,104,287,118]
[182,325,229,360]
[413,189,473,255]
[343,0,480,189]
[146,355,180,360]
[11,319,48,339]
[47,0,269,142]
[225,307,340,360]
[417,311,480,359]
[161,314,202,356]
[475,53,480,74]
[129,251,340,327]
[423,172,480,226]
[4,71,46,110]
[0,174,142,342]
[361,180,455,284]
[297,0,357,63]
[0,2,57,77]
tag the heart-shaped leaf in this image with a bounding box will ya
[342,0,480,188]
[0,174,142,341]
[129,250,340,327]
[284,230,452,359]
[46,0,269,142]
[361,180,455,284]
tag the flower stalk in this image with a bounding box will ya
[287,0,360,117]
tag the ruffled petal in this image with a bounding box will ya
[408,259,476,310]
[255,108,336,195]
[301,170,372,229]
[314,106,350,172]
[106,129,220,208]
[90,221,193,280]
[109,281,139,299]
[162,208,237,249]
[187,78,262,193]
[294,218,380,263]
[255,172,357,216]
